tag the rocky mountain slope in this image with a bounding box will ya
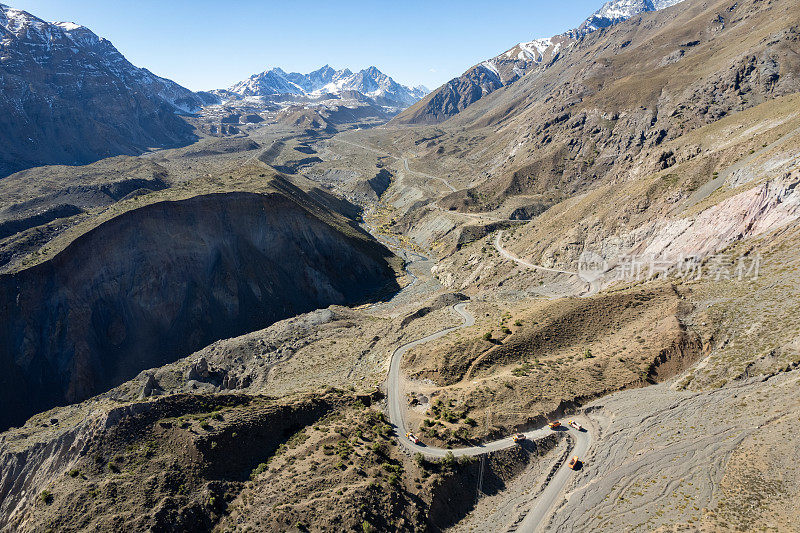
[0,170,399,431]
[0,4,207,177]
[355,0,800,391]
[301,0,800,521]
[2,0,800,529]
[224,65,427,109]
[573,0,686,37]
[393,0,686,124]
[384,0,800,225]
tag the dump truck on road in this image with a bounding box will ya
[569,420,584,431]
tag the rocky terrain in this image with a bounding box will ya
[372,0,800,260]
[198,65,428,143]
[0,183,399,431]
[1,0,800,530]
[223,65,427,110]
[392,0,687,125]
[399,284,702,447]
[549,365,800,531]
[0,4,212,178]
[0,382,562,532]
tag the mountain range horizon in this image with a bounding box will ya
[2,0,800,530]
[0,0,684,94]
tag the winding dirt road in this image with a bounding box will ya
[337,134,596,530]
[386,301,593,530]
[494,231,601,297]
[403,157,457,192]
[332,137,458,194]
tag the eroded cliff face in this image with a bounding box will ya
[0,191,398,430]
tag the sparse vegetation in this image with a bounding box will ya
[39,490,53,505]
[6,3,800,530]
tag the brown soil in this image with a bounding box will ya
[6,390,562,533]
[402,285,703,446]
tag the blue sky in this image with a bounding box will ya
[7,1,602,91]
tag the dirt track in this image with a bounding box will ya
[493,231,599,297]
[386,300,594,532]
[331,134,797,532]
[542,369,800,531]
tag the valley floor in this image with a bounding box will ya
[3,78,800,531]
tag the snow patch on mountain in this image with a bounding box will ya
[54,21,82,31]
[0,3,205,175]
[576,0,686,35]
[490,0,686,80]
[504,38,553,61]
[0,3,205,114]
[393,0,687,124]
[227,65,427,109]
[479,60,500,78]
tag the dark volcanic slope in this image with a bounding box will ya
[0,4,204,178]
[0,191,398,431]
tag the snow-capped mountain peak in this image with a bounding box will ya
[576,0,685,35]
[0,3,203,112]
[393,0,687,124]
[227,65,427,109]
[485,0,686,82]
[1,4,52,38]
[0,3,205,176]
[1,5,99,50]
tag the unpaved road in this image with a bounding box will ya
[338,137,598,529]
[674,123,800,214]
[386,300,593,531]
[431,202,529,223]
[494,231,600,297]
[332,136,529,220]
[332,137,458,194]
[517,429,592,532]
[403,157,457,192]
[543,369,800,531]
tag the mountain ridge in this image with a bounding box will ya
[225,64,428,109]
[392,0,687,124]
[0,3,205,177]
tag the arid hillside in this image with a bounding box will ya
[2,0,800,531]
[390,0,800,218]
[0,169,400,431]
